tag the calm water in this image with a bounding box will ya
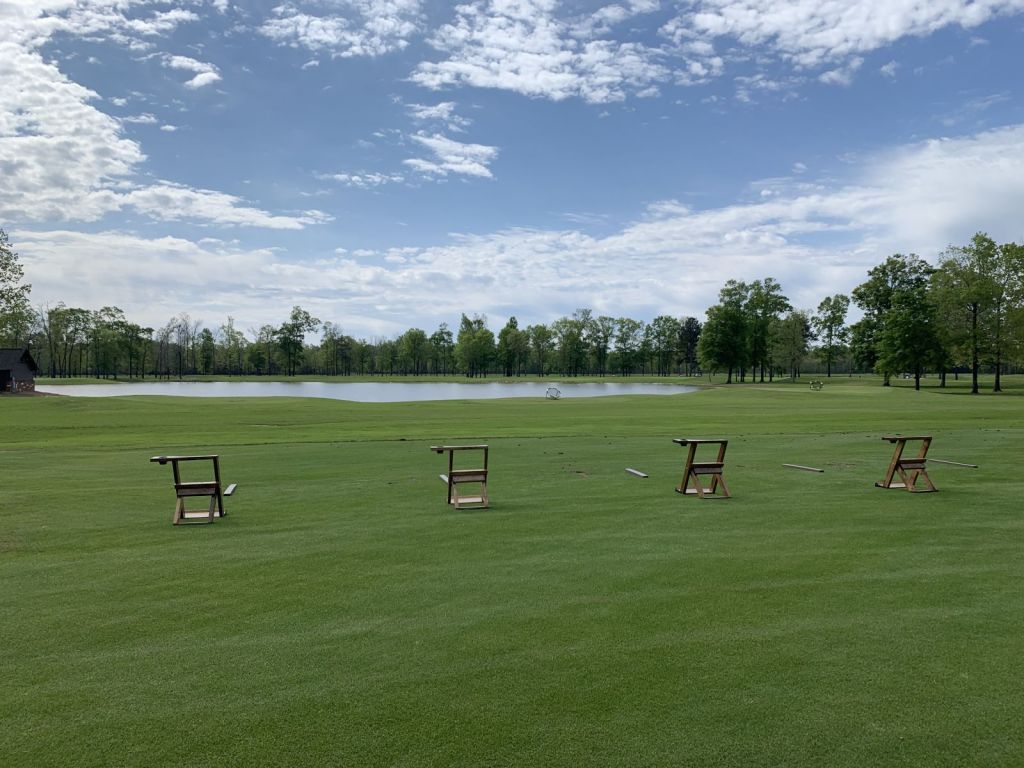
[37,380,699,402]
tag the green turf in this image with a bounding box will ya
[2,380,1022,766]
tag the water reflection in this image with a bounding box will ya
[37,380,699,402]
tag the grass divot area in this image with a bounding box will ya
[2,381,1022,766]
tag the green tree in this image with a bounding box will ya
[0,229,32,345]
[771,311,813,380]
[198,327,216,375]
[589,315,616,376]
[812,294,850,377]
[276,306,320,376]
[1000,242,1024,377]
[526,323,554,375]
[249,324,278,375]
[397,328,430,375]
[219,317,248,375]
[155,320,176,379]
[933,235,994,393]
[351,339,372,375]
[678,317,701,376]
[497,317,529,376]
[38,303,90,377]
[455,314,494,377]
[550,311,589,376]
[934,234,1024,393]
[875,285,943,390]
[989,241,1024,391]
[321,322,353,375]
[851,254,933,386]
[376,338,398,375]
[613,317,644,375]
[698,281,750,383]
[119,321,152,379]
[429,323,455,375]
[648,315,681,375]
[747,278,791,382]
[89,307,125,378]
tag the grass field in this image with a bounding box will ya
[2,379,1022,766]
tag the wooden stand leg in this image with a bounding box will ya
[711,473,730,498]
[674,440,730,499]
[676,443,698,495]
[876,437,937,492]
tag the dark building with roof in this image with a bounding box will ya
[0,348,38,393]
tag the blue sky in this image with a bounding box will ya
[3,0,1024,338]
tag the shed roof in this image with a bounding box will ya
[0,348,39,373]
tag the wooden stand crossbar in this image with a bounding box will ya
[151,454,230,524]
[431,444,489,509]
[875,435,937,493]
[673,438,730,498]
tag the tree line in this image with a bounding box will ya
[695,234,1024,392]
[1,229,1021,389]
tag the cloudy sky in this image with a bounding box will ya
[3,0,1024,338]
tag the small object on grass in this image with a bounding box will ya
[672,438,730,499]
[150,454,230,525]
[782,463,824,473]
[928,459,979,468]
[224,483,237,496]
[625,467,648,478]
[875,435,937,492]
[431,444,489,509]
[809,380,823,391]
[545,385,561,399]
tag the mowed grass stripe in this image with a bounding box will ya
[1,380,1022,766]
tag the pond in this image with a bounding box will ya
[36,380,700,402]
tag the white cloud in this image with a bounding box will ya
[404,133,498,178]
[663,0,1024,78]
[259,0,423,58]
[320,172,405,188]
[1,3,201,51]
[818,57,863,86]
[184,71,222,89]
[160,53,221,88]
[880,60,898,78]
[17,229,289,327]
[734,72,800,102]
[406,101,471,131]
[0,42,145,222]
[407,101,457,121]
[162,55,214,74]
[122,112,159,124]
[122,182,332,229]
[20,123,1024,336]
[0,3,321,229]
[412,0,673,103]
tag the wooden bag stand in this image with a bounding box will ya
[673,439,730,498]
[151,454,235,524]
[875,436,937,493]
[431,444,489,509]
